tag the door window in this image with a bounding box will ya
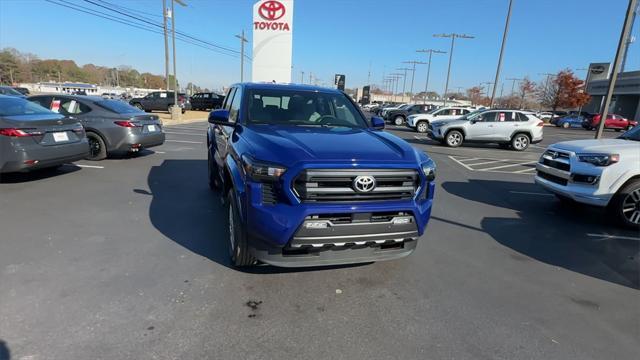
[496,112,514,122]
[203,93,210,99]
[223,88,236,110]
[478,112,497,122]
[516,112,529,122]
[228,88,242,123]
[56,98,91,115]
[437,109,451,116]
[29,96,53,109]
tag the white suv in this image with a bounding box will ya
[428,109,544,151]
[535,128,640,229]
[407,107,473,133]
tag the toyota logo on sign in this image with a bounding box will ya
[259,1,286,21]
[353,176,376,193]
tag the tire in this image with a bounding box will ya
[615,129,621,132]
[416,121,428,133]
[445,130,463,147]
[181,109,186,114]
[609,179,640,229]
[562,122,570,128]
[628,124,635,131]
[393,116,405,126]
[86,132,107,161]
[511,133,530,151]
[227,190,257,266]
[167,105,172,114]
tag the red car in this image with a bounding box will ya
[583,113,637,131]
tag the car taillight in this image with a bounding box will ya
[536,121,544,127]
[0,128,34,137]
[114,121,142,128]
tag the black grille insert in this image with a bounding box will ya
[293,169,419,202]
[537,170,568,186]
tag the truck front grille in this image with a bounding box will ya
[540,150,571,172]
[293,169,419,202]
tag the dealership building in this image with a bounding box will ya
[584,69,640,122]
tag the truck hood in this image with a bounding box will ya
[552,139,640,154]
[240,125,419,166]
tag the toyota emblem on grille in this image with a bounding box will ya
[353,175,376,193]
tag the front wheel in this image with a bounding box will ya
[393,116,405,126]
[609,180,640,229]
[445,130,463,147]
[562,122,570,129]
[511,133,530,151]
[416,121,428,133]
[227,190,257,266]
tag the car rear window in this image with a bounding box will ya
[96,100,144,114]
[0,97,54,116]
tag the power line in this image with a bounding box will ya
[97,0,163,19]
[82,0,241,56]
[45,0,241,58]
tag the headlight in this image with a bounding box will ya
[577,153,620,166]
[241,155,287,181]
[421,160,436,182]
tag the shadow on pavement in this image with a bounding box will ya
[0,339,10,360]
[0,164,81,184]
[144,159,366,274]
[441,179,639,289]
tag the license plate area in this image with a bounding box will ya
[52,132,69,142]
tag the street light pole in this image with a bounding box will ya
[416,49,446,104]
[403,60,427,101]
[596,0,638,139]
[490,0,515,107]
[576,68,588,114]
[434,33,474,107]
[162,0,170,91]
[396,68,411,98]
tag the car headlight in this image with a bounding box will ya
[421,160,436,182]
[241,155,287,181]
[577,153,620,166]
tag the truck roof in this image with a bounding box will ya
[237,82,343,94]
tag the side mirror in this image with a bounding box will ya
[208,109,232,125]
[470,119,477,124]
[370,116,385,130]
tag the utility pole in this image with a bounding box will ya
[416,49,446,104]
[481,82,494,97]
[434,33,474,107]
[162,0,170,91]
[169,0,186,120]
[538,72,555,112]
[576,68,588,114]
[506,77,523,96]
[235,30,248,82]
[390,73,403,102]
[367,61,372,85]
[300,71,304,84]
[620,2,639,72]
[596,0,638,139]
[396,68,411,98]
[403,60,427,100]
[490,0,514,107]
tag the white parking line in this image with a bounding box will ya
[464,159,504,166]
[530,144,547,150]
[513,167,537,174]
[154,151,166,154]
[586,233,640,241]
[448,156,474,171]
[166,139,203,144]
[413,136,429,142]
[164,131,203,136]
[509,191,553,196]
[479,161,537,171]
[74,164,105,169]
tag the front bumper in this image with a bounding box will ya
[242,176,434,267]
[534,162,611,207]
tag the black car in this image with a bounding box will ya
[12,87,30,95]
[384,104,431,125]
[190,92,223,111]
[129,91,191,114]
[0,86,26,98]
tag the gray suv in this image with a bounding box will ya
[428,109,544,151]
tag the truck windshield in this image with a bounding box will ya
[619,126,640,141]
[246,89,367,128]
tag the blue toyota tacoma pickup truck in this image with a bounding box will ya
[207,83,435,267]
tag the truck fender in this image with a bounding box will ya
[224,155,248,223]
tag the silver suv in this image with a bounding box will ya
[428,109,544,151]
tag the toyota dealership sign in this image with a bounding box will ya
[252,0,294,83]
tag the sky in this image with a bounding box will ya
[0,0,639,93]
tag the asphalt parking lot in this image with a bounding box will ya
[0,121,638,360]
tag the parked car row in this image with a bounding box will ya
[0,94,165,174]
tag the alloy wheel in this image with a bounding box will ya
[394,116,404,126]
[417,122,428,133]
[513,135,529,150]
[447,133,462,146]
[622,189,640,225]
[88,137,101,157]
